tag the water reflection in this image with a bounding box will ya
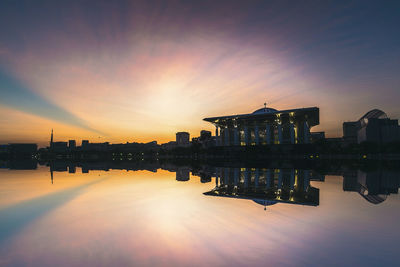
[203,168,321,208]
[2,159,399,206]
[1,160,400,266]
[0,179,103,244]
[343,170,400,204]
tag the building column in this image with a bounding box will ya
[244,168,250,188]
[217,168,223,185]
[255,169,259,188]
[224,127,229,146]
[290,169,295,190]
[244,126,249,146]
[234,127,239,146]
[234,168,239,186]
[224,168,229,184]
[290,123,295,144]
[215,126,220,146]
[303,170,310,191]
[265,169,271,189]
[219,128,223,146]
[278,124,283,144]
[215,167,220,185]
[266,123,271,145]
[278,170,282,190]
[254,125,260,145]
[303,121,310,144]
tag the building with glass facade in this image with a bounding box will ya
[343,109,400,144]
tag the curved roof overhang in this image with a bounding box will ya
[203,107,319,127]
[358,109,388,128]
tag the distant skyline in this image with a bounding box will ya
[1,0,399,147]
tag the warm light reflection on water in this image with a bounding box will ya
[0,167,399,266]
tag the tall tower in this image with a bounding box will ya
[50,129,54,148]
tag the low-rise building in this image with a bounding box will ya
[310,132,325,143]
[8,143,37,157]
[176,132,190,147]
[68,140,76,150]
[52,142,68,153]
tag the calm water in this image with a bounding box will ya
[0,162,399,267]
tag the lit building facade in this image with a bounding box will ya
[204,167,321,207]
[203,105,319,146]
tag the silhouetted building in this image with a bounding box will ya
[82,141,110,152]
[0,145,8,154]
[176,167,190,181]
[358,118,400,144]
[200,130,212,141]
[68,140,76,149]
[8,143,37,158]
[176,132,190,147]
[203,104,319,146]
[109,141,158,153]
[52,142,68,153]
[50,128,54,148]
[82,140,89,147]
[7,160,37,169]
[161,141,177,150]
[343,109,400,144]
[343,121,360,144]
[343,170,400,204]
[311,132,325,143]
[69,165,76,173]
[190,130,214,148]
[48,129,68,153]
[146,141,158,146]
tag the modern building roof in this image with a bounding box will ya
[251,107,278,114]
[356,109,388,128]
[359,109,387,121]
[360,194,387,205]
[203,186,319,206]
[203,106,319,126]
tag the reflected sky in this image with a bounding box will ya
[0,166,399,266]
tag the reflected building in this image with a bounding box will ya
[51,142,68,153]
[36,160,400,205]
[343,170,400,204]
[7,144,37,158]
[176,167,190,181]
[203,104,319,146]
[192,166,214,183]
[204,168,321,207]
[0,160,37,170]
[176,132,190,147]
[68,140,76,150]
[49,130,68,153]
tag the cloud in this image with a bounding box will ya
[0,178,105,244]
[0,70,103,135]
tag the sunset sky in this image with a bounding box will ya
[0,0,399,147]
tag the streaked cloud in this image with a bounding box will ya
[0,70,101,135]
